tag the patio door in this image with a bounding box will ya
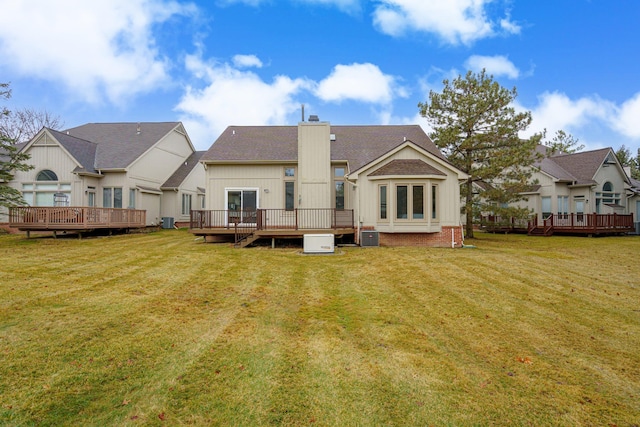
[575,199,585,224]
[226,189,258,225]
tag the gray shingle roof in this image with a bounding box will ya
[202,125,447,172]
[47,129,99,174]
[535,145,613,185]
[161,151,206,189]
[369,159,446,176]
[549,148,610,185]
[64,122,182,169]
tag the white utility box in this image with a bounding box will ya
[303,234,335,254]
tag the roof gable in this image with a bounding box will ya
[369,159,446,177]
[549,148,610,184]
[64,122,182,169]
[534,146,624,186]
[46,129,98,173]
[161,151,206,189]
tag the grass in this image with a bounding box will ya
[0,229,639,426]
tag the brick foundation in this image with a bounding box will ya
[364,226,463,248]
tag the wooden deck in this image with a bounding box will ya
[482,213,635,236]
[190,208,356,247]
[480,215,530,233]
[528,213,635,236]
[9,206,147,236]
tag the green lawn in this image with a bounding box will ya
[0,230,639,426]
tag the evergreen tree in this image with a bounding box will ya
[544,129,584,155]
[1,83,33,211]
[419,70,542,238]
[615,144,640,180]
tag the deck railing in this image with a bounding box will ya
[480,215,531,231]
[9,206,147,229]
[190,208,355,231]
[526,213,634,234]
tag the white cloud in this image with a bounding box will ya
[527,92,612,136]
[372,0,520,45]
[613,92,640,139]
[465,55,520,79]
[0,0,195,105]
[218,0,361,13]
[315,63,403,104]
[233,54,264,68]
[175,54,311,148]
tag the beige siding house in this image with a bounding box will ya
[198,119,467,247]
[514,146,633,218]
[6,122,204,227]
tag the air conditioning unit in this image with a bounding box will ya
[360,231,379,247]
[303,234,335,254]
[161,217,174,229]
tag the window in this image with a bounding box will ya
[284,167,296,210]
[128,189,136,209]
[103,187,122,208]
[22,170,70,206]
[285,182,295,210]
[431,184,438,220]
[396,185,408,219]
[412,185,424,219]
[37,170,58,181]
[88,191,95,207]
[396,184,425,221]
[557,196,568,216]
[379,185,387,220]
[596,182,621,210]
[181,193,192,215]
[541,196,551,219]
[334,167,345,209]
[335,182,345,209]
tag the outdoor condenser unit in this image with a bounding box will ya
[303,234,335,254]
[360,231,379,247]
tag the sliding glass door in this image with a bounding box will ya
[226,189,258,225]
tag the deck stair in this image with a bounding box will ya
[528,226,552,236]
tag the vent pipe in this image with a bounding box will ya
[301,104,305,122]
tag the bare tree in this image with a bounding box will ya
[0,107,65,144]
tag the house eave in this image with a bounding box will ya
[368,174,447,181]
[202,160,297,166]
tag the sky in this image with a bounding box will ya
[1,0,639,154]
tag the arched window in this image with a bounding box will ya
[36,169,58,181]
[596,181,621,213]
[22,169,70,207]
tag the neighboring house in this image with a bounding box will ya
[197,118,468,247]
[160,150,206,226]
[511,145,634,220]
[4,122,204,226]
[628,176,640,229]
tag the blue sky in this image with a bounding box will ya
[1,0,639,154]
